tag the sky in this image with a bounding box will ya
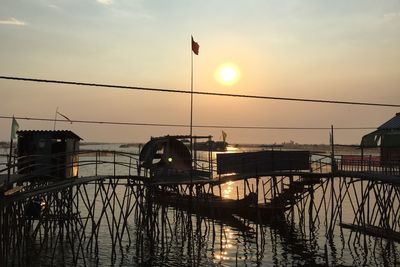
[1,0,399,144]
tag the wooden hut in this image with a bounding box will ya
[361,113,400,165]
[17,130,81,179]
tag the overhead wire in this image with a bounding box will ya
[0,115,376,130]
[1,75,400,108]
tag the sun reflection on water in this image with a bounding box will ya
[222,181,234,198]
[213,227,234,263]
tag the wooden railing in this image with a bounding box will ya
[335,156,400,176]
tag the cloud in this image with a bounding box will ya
[97,0,113,5]
[47,3,61,9]
[0,17,26,26]
[383,12,400,22]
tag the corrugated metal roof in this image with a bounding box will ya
[17,130,82,140]
[378,113,400,130]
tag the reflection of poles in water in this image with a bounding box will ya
[133,183,335,265]
[1,178,139,266]
[285,176,400,266]
[2,172,400,266]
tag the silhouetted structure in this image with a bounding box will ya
[17,130,81,179]
[217,150,310,175]
[139,136,192,178]
[361,112,400,165]
[2,131,400,266]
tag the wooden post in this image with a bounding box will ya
[6,138,13,189]
[330,125,335,173]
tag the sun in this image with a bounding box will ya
[215,63,240,86]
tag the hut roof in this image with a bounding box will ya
[378,112,400,130]
[17,130,82,140]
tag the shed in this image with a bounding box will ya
[361,113,400,164]
[17,130,81,179]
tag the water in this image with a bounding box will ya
[1,144,399,266]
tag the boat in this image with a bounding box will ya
[193,130,228,152]
[194,140,228,151]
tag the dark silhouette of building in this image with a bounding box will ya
[17,130,81,180]
[361,113,400,165]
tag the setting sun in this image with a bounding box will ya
[216,63,240,86]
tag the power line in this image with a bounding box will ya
[0,115,376,130]
[1,75,399,108]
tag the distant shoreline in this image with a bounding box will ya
[1,141,378,154]
[0,141,363,148]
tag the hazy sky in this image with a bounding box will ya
[1,0,399,144]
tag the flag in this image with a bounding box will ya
[191,36,199,55]
[10,117,19,140]
[57,111,73,124]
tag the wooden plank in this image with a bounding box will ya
[4,185,24,196]
[340,223,400,242]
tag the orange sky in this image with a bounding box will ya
[0,0,399,144]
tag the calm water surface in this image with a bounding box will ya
[2,144,399,266]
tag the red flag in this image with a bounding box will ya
[191,36,199,55]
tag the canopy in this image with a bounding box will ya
[361,129,400,148]
[361,113,400,148]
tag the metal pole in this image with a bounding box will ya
[190,39,194,187]
[190,47,193,150]
[53,106,59,130]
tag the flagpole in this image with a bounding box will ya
[53,106,59,130]
[190,46,193,150]
[190,37,194,187]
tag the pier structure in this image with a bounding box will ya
[1,135,400,265]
